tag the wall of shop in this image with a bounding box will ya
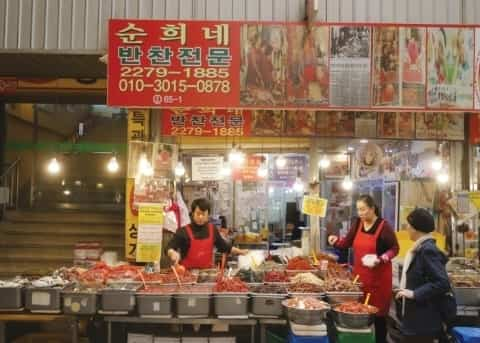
[0,0,478,51]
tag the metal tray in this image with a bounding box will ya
[0,287,23,310]
[62,290,98,315]
[100,283,140,312]
[213,293,249,317]
[250,293,286,317]
[453,287,480,306]
[325,292,363,305]
[25,287,63,313]
[176,294,211,317]
[137,294,173,317]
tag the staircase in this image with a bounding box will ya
[0,210,124,278]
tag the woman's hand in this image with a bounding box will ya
[328,235,339,246]
[168,249,180,265]
[395,289,414,300]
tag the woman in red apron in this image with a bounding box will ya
[167,198,248,270]
[329,194,399,343]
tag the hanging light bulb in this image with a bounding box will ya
[360,139,369,144]
[318,155,331,169]
[228,145,245,166]
[436,171,449,184]
[107,156,119,173]
[342,176,354,191]
[47,157,61,175]
[138,153,153,176]
[431,157,442,171]
[276,155,287,168]
[293,177,304,193]
[220,161,232,178]
[347,146,355,152]
[257,163,268,178]
[174,161,186,177]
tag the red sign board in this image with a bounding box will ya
[232,155,265,181]
[108,20,240,107]
[162,109,251,137]
[470,114,480,144]
[0,78,17,94]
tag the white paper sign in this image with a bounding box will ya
[192,156,223,181]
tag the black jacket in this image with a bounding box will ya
[399,239,450,336]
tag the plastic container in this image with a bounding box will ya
[25,287,63,313]
[137,294,173,317]
[62,288,98,315]
[452,326,480,343]
[0,287,23,310]
[214,293,249,317]
[100,283,140,313]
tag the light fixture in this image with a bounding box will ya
[257,162,268,178]
[61,179,66,186]
[347,146,355,152]
[47,157,61,175]
[138,153,153,177]
[107,156,120,173]
[63,189,71,196]
[276,155,287,168]
[220,161,232,177]
[436,171,449,184]
[96,183,104,189]
[342,176,354,191]
[174,161,186,177]
[318,155,331,169]
[268,186,274,195]
[431,157,443,171]
[228,145,245,166]
[74,180,82,186]
[360,139,369,144]
[293,177,305,193]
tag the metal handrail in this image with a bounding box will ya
[0,158,20,210]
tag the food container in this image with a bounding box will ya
[0,287,23,310]
[326,292,363,305]
[176,285,212,317]
[250,284,288,317]
[136,285,176,317]
[453,287,480,306]
[62,287,98,315]
[100,282,141,313]
[25,287,63,313]
[332,310,376,329]
[332,303,378,329]
[214,293,249,317]
[282,298,330,325]
[197,269,220,283]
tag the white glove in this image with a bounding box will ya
[361,254,380,268]
[395,289,414,300]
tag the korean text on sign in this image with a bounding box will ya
[108,20,240,107]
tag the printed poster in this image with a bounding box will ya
[383,182,399,230]
[355,112,377,138]
[400,27,426,107]
[377,112,415,139]
[355,143,384,178]
[415,113,464,140]
[287,25,329,106]
[251,110,284,135]
[285,110,316,136]
[427,28,474,109]
[373,27,400,106]
[240,25,287,106]
[476,28,480,109]
[330,26,371,107]
[192,156,223,181]
[317,111,355,137]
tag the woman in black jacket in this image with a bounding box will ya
[395,208,451,343]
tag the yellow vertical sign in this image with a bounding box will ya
[136,204,164,263]
[126,109,150,260]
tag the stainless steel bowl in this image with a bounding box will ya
[282,299,330,325]
[332,309,376,329]
[326,292,363,305]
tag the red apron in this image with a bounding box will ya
[353,219,392,317]
[181,223,214,269]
